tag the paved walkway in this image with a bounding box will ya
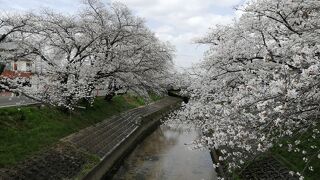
[0,96,38,108]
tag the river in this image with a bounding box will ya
[111,123,217,180]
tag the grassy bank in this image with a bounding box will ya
[227,124,320,180]
[271,124,320,180]
[0,95,146,167]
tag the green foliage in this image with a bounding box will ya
[73,152,100,180]
[148,92,163,102]
[0,95,143,167]
[271,124,320,180]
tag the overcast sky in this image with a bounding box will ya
[0,0,246,69]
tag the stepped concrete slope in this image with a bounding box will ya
[62,97,180,158]
[0,96,182,180]
[64,96,182,180]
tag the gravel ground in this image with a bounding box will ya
[0,144,86,180]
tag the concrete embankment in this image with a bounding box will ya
[65,96,182,179]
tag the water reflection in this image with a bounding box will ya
[112,123,217,180]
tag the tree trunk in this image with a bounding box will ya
[104,91,115,101]
[0,63,5,74]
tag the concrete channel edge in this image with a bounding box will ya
[81,97,182,180]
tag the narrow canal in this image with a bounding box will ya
[111,123,217,180]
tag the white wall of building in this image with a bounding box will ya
[9,60,32,72]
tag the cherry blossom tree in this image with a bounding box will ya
[0,13,35,95]
[171,0,320,178]
[81,0,175,101]
[10,11,99,109]
[0,0,174,109]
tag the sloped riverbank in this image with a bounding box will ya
[0,96,182,180]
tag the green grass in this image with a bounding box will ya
[271,124,320,180]
[73,150,101,180]
[0,95,146,167]
[149,91,164,101]
[229,123,320,180]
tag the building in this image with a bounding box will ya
[0,42,34,73]
[0,42,33,96]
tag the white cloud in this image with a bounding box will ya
[114,0,244,68]
[0,0,246,68]
[0,0,82,14]
[213,0,246,7]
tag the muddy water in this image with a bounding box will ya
[112,123,217,180]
